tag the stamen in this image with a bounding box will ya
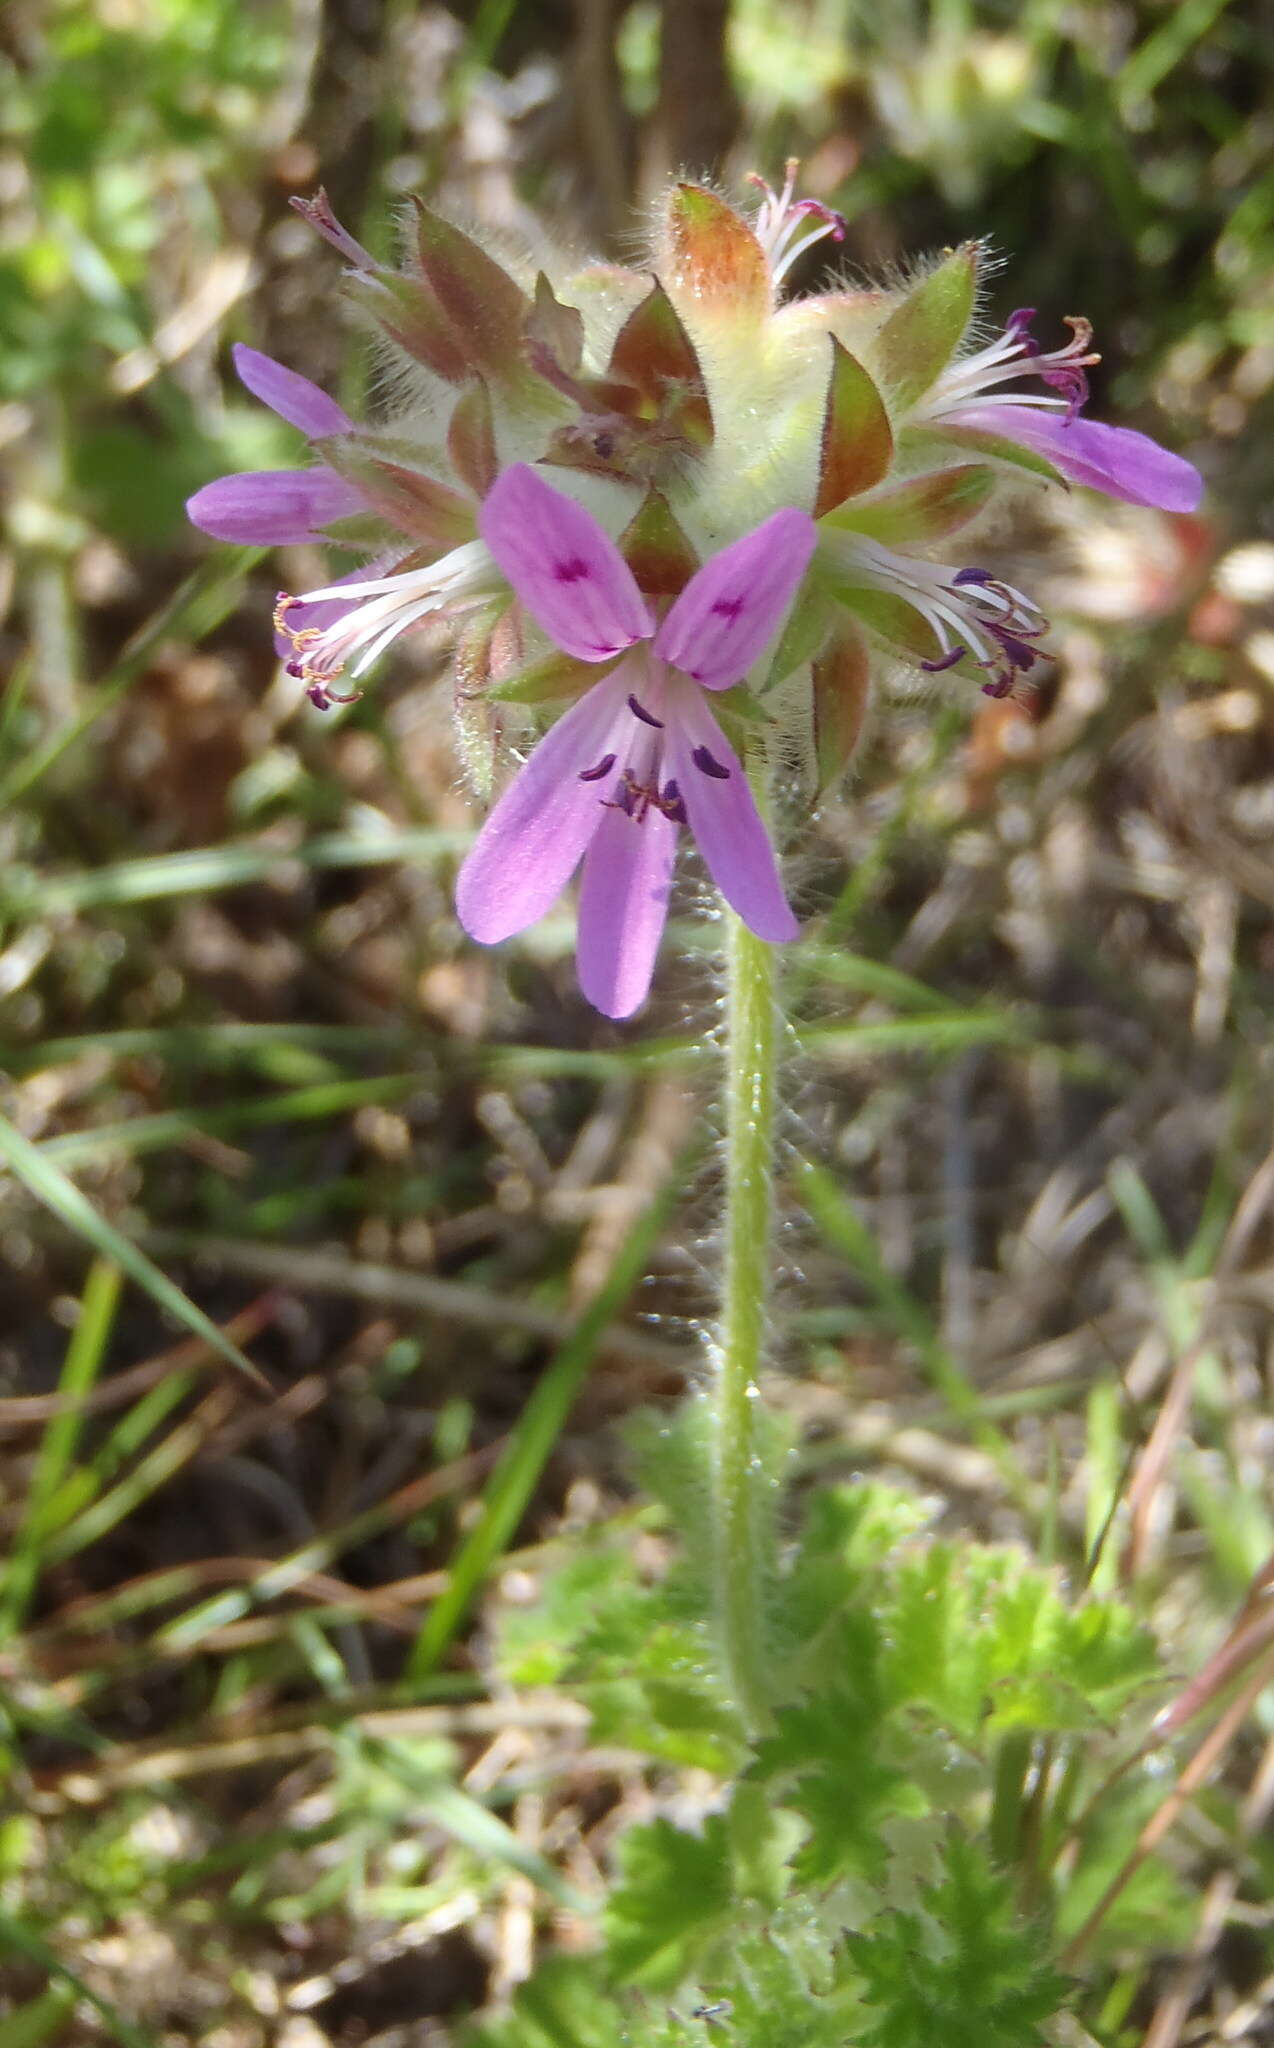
[628,694,664,728]
[691,744,731,780]
[601,770,688,823]
[578,753,617,783]
[302,679,363,711]
[827,536,1047,701]
[920,308,1101,424]
[272,542,493,696]
[748,159,846,290]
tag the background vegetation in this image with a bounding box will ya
[1,1,1272,2042]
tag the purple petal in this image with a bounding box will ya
[456,669,632,945]
[576,800,677,1019]
[958,406,1203,513]
[653,508,817,691]
[665,681,798,942]
[186,468,364,544]
[479,464,654,662]
[232,344,354,438]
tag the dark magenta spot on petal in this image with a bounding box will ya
[712,594,745,622]
[691,744,731,780]
[554,556,591,583]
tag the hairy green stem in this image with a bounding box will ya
[713,909,780,1739]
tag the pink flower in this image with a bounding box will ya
[456,466,816,1020]
[920,311,1203,513]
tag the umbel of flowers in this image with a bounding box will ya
[190,168,1201,1017]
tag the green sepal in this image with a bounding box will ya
[523,272,586,392]
[664,183,769,318]
[874,242,981,409]
[823,464,995,546]
[815,340,894,514]
[903,421,1069,488]
[761,569,837,693]
[812,620,872,791]
[408,197,531,385]
[317,432,476,547]
[453,600,509,699]
[486,650,609,706]
[447,382,497,499]
[617,489,699,596]
[608,280,713,447]
[830,583,944,663]
[313,511,395,548]
[452,605,512,799]
[711,683,776,729]
[348,271,472,385]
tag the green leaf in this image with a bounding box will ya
[847,1832,1068,2048]
[471,1956,627,2048]
[751,1618,925,1884]
[874,245,980,409]
[604,1815,736,1984]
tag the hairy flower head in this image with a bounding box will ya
[187,168,1203,1011]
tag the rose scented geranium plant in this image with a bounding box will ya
[188,166,1206,2048]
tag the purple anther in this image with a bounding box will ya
[661,778,687,824]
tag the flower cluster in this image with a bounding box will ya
[189,168,1201,1016]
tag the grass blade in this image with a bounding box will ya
[408,1146,687,1676]
[0,1114,266,1387]
[0,1259,121,1638]
[0,1912,159,2048]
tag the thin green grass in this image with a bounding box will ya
[0,1115,265,1386]
[0,1260,122,1638]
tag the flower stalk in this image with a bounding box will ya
[713,867,783,1740]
